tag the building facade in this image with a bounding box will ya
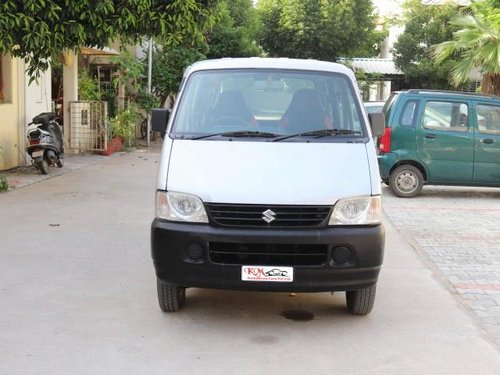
[0,54,52,170]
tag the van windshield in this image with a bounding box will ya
[170,69,367,141]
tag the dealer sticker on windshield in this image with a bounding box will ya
[241,266,294,282]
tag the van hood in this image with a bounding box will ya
[166,140,372,205]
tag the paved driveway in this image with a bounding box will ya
[1,150,500,374]
[382,185,500,345]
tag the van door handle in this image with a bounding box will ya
[424,133,436,139]
[481,138,494,144]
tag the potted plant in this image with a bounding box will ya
[101,105,140,155]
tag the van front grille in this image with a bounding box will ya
[205,203,331,228]
[209,242,328,266]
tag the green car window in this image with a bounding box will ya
[476,104,500,135]
[422,101,469,132]
[400,100,418,127]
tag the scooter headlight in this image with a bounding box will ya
[155,191,208,223]
[329,196,381,225]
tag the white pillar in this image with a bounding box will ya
[63,52,78,148]
[147,37,153,147]
[383,81,392,101]
[18,60,27,166]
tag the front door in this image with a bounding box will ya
[473,103,500,184]
[416,100,474,182]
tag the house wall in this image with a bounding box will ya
[0,56,52,170]
[0,55,20,170]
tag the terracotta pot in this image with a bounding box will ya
[99,137,122,156]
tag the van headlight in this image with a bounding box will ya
[155,191,208,223]
[329,196,381,225]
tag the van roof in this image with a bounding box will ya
[186,57,355,78]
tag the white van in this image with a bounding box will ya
[151,58,385,315]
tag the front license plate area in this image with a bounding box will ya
[241,266,294,282]
[32,150,44,158]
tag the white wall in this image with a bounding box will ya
[18,61,52,166]
[24,64,52,123]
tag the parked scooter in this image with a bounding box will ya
[26,113,64,175]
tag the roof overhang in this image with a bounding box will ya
[79,47,119,56]
[341,58,403,76]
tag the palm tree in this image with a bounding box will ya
[434,1,500,95]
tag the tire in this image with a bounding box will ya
[140,119,148,140]
[389,164,424,198]
[346,284,376,315]
[39,159,49,175]
[157,278,186,312]
[56,158,64,168]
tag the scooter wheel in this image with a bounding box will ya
[39,159,49,175]
[56,159,64,168]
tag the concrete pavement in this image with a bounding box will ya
[1,148,500,374]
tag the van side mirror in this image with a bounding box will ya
[368,112,385,137]
[151,108,171,133]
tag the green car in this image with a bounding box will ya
[378,89,500,197]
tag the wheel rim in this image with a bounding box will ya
[395,170,419,193]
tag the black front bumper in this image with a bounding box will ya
[151,220,385,292]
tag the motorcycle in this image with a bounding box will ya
[26,112,65,175]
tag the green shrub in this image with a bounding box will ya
[0,175,8,193]
[109,105,140,141]
[79,70,101,101]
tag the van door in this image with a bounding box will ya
[473,103,500,183]
[416,99,474,182]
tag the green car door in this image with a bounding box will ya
[473,102,500,183]
[416,99,474,182]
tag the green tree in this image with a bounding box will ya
[0,0,217,79]
[434,0,500,95]
[256,0,383,61]
[150,44,206,106]
[393,0,463,89]
[150,0,262,105]
[205,0,262,58]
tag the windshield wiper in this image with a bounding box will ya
[272,128,362,142]
[190,131,281,140]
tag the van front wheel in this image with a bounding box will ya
[389,165,424,198]
[346,284,376,315]
[157,278,186,312]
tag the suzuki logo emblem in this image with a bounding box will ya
[262,209,277,223]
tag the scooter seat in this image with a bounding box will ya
[33,112,56,126]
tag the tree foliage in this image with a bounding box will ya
[434,0,500,94]
[0,0,217,79]
[150,0,262,104]
[394,0,463,89]
[205,0,261,58]
[256,0,384,61]
[150,44,206,105]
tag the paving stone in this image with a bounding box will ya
[383,185,500,347]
